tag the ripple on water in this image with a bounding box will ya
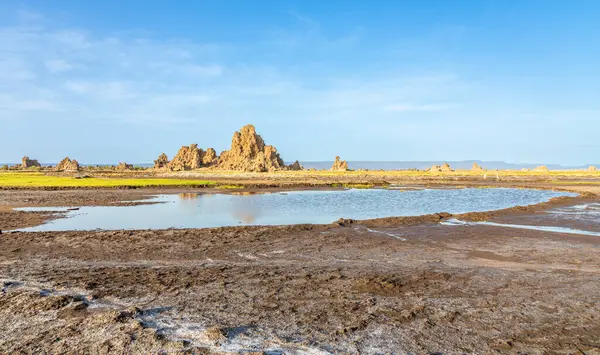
[12,188,575,232]
[441,218,600,237]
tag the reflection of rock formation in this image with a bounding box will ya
[21,156,41,169]
[55,157,80,172]
[116,162,133,170]
[533,166,549,172]
[471,162,484,172]
[154,153,169,169]
[217,125,287,172]
[179,193,200,200]
[230,191,273,196]
[233,211,258,224]
[232,199,262,224]
[331,156,348,171]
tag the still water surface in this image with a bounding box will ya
[15,188,575,231]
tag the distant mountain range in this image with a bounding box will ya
[297,161,599,171]
[2,160,597,170]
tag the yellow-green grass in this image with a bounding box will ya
[232,169,600,177]
[0,172,217,188]
[545,180,600,185]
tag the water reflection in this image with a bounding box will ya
[178,193,201,200]
[13,188,575,232]
[230,191,273,196]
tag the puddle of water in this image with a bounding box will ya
[547,203,600,223]
[12,188,574,232]
[442,218,600,237]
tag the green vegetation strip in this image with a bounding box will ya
[0,173,217,188]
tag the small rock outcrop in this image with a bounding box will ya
[167,144,202,171]
[217,125,286,172]
[288,160,303,171]
[588,166,597,172]
[116,162,133,171]
[331,156,349,171]
[166,144,218,171]
[202,148,218,166]
[55,157,80,172]
[21,156,41,169]
[533,166,549,172]
[471,162,484,172]
[153,153,169,169]
[430,163,453,172]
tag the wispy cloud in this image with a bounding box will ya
[0,7,480,163]
[44,59,73,73]
[0,10,466,127]
[383,103,457,112]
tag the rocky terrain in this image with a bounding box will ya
[331,156,349,171]
[116,162,133,171]
[167,144,203,171]
[430,163,453,172]
[20,156,41,169]
[147,125,300,173]
[202,148,218,166]
[154,153,169,169]
[288,160,303,171]
[471,162,484,171]
[0,190,599,353]
[54,157,80,172]
[216,125,288,172]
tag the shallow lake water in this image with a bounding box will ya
[14,188,575,232]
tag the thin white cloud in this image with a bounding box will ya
[0,98,60,111]
[17,9,44,22]
[383,103,457,112]
[0,8,468,131]
[44,59,73,73]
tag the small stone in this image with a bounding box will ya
[204,326,227,344]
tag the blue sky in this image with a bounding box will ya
[1,0,599,164]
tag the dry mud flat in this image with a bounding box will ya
[0,186,599,354]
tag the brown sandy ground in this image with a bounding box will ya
[0,181,599,353]
[1,217,599,354]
